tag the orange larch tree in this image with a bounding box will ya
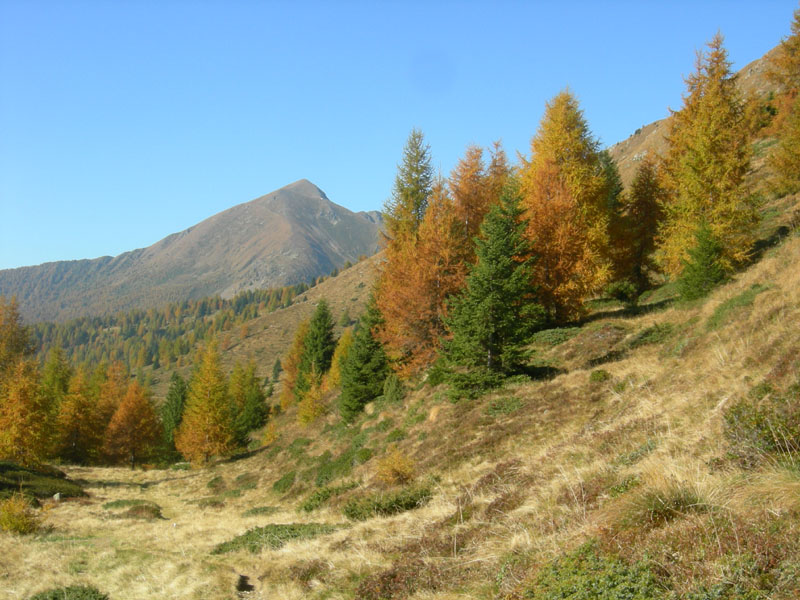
[55,367,103,464]
[520,90,613,320]
[104,381,162,468]
[279,319,310,410]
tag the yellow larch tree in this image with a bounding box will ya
[0,360,48,466]
[658,33,757,276]
[104,381,162,468]
[175,342,234,464]
[520,90,612,320]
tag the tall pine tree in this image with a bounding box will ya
[445,184,546,398]
[161,371,188,457]
[295,299,336,399]
[383,128,434,243]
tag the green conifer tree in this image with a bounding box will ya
[161,372,188,457]
[295,299,336,400]
[383,128,434,242]
[444,184,546,398]
[339,296,389,422]
[678,222,726,301]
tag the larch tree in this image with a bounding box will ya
[520,90,613,320]
[377,180,467,374]
[0,296,33,383]
[324,327,353,392]
[0,360,48,466]
[449,145,489,244]
[55,368,102,464]
[658,33,757,277]
[619,155,667,293]
[104,381,162,469]
[768,8,800,195]
[279,319,310,410]
[444,183,546,398]
[175,343,234,464]
[340,296,389,423]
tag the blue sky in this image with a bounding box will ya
[1,0,797,270]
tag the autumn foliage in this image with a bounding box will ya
[104,381,162,468]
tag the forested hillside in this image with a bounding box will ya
[2,8,800,600]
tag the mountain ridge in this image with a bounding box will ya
[0,179,383,323]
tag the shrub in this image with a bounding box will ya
[28,586,109,600]
[298,482,358,512]
[211,522,338,554]
[0,461,85,501]
[605,280,639,306]
[530,327,582,346]
[102,499,159,510]
[375,446,415,486]
[206,475,225,492]
[706,284,768,330]
[356,559,442,600]
[272,471,296,494]
[355,448,373,464]
[242,505,279,517]
[121,504,163,520]
[0,492,40,534]
[486,396,524,417]
[627,323,674,349]
[620,482,707,530]
[385,428,407,443]
[724,385,800,465]
[383,374,405,404]
[343,484,432,521]
[525,542,666,599]
[590,369,611,383]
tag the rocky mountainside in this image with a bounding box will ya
[0,179,383,323]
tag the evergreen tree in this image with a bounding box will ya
[678,222,726,301]
[230,362,268,446]
[270,357,282,383]
[658,34,757,276]
[295,299,336,399]
[161,371,188,456]
[340,297,389,423]
[175,343,234,464]
[444,184,546,397]
[383,128,434,242]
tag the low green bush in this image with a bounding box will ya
[386,428,407,443]
[530,327,581,347]
[343,484,432,521]
[0,461,85,501]
[486,397,524,417]
[590,369,611,383]
[102,499,158,510]
[524,542,666,599]
[724,383,800,466]
[627,323,674,349]
[206,475,225,492]
[28,586,109,600]
[242,505,279,517]
[298,482,358,513]
[621,483,707,530]
[211,523,338,554]
[272,471,296,494]
[706,284,768,331]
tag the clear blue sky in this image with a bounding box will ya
[1,0,797,270]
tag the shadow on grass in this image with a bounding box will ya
[518,364,567,381]
[579,297,676,325]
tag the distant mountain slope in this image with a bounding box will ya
[0,179,383,322]
[608,46,779,186]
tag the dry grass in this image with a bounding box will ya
[5,211,800,598]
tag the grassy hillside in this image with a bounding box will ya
[3,190,799,599]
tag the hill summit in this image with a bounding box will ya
[0,179,383,323]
